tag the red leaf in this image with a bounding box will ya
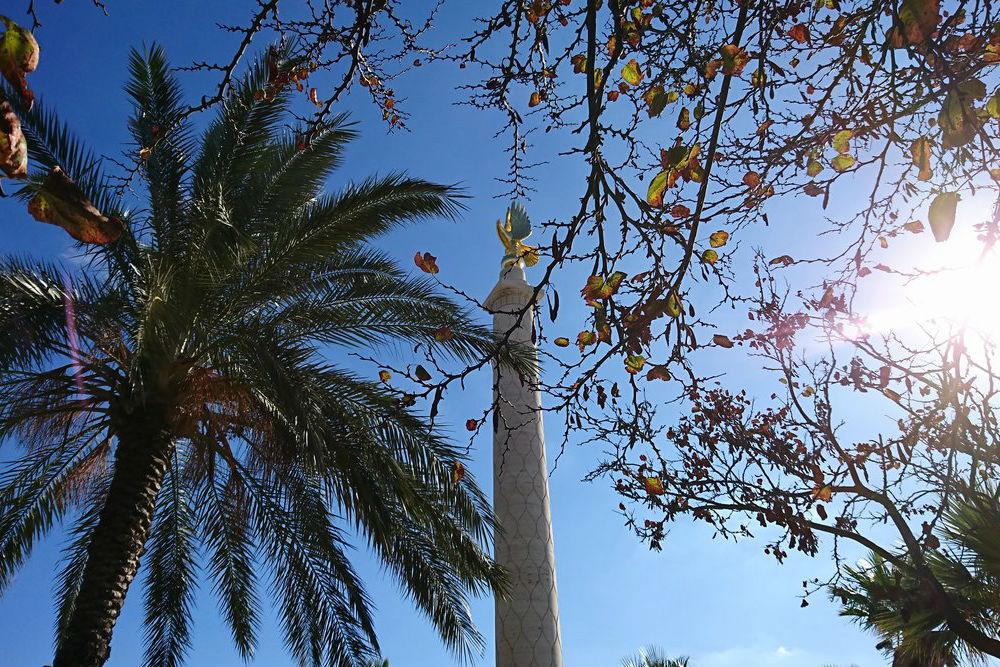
[414,251,439,274]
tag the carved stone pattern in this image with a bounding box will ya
[487,267,563,667]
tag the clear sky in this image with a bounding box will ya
[0,2,888,666]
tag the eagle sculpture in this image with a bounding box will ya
[496,202,539,268]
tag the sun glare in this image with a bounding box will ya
[863,216,1000,340]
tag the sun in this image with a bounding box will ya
[864,213,1000,340]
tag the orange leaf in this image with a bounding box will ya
[811,485,833,502]
[712,334,734,348]
[644,476,666,495]
[414,251,439,274]
[788,23,810,44]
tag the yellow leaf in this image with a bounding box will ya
[831,154,855,172]
[622,59,643,86]
[709,230,729,248]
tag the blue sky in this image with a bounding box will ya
[0,2,890,666]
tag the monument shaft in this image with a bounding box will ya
[485,264,562,667]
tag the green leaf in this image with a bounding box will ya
[701,249,718,264]
[414,364,432,381]
[928,191,959,242]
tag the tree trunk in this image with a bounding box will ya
[52,411,174,667]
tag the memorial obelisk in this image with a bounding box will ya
[484,203,563,667]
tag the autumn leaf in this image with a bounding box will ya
[719,44,749,76]
[554,337,570,347]
[452,461,465,484]
[433,326,454,342]
[414,251,439,274]
[712,334,734,348]
[811,485,833,502]
[465,419,477,432]
[831,154,856,172]
[379,370,391,383]
[625,354,646,374]
[898,0,941,45]
[414,364,432,381]
[938,79,986,149]
[788,23,810,44]
[928,191,959,242]
[28,166,123,244]
[0,100,26,180]
[879,365,890,388]
[884,388,902,402]
[818,286,835,309]
[987,91,1000,119]
[677,107,691,131]
[622,58,643,86]
[709,230,729,248]
[903,220,925,234]
[646,170,669,207]
[665,291,681,318]
[0,16,39,109]
[701,249,718,264]
[582,272,627,305]
[529,92,541,107]
[910,136,932,181]
[831,129,853,154]
[816,504,828,520]
[807,159,823,177]
[643,85,675,117]
[670,203,690,219]
[770,255,794,267]
[646,365,671,381]
[644,476,666,495]
[743,171,761,188]
[577,330,597,351]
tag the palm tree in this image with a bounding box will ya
[832,488,1000,667]
[620,645,689,667]
[0,46,524,667]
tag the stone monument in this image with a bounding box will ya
[484,203,563,667]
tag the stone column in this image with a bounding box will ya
[484,264,563,667]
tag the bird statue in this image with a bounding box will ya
[496,202,539,268]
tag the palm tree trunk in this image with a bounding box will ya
[52,413,174,667]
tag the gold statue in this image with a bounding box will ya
[496,202,539,268]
